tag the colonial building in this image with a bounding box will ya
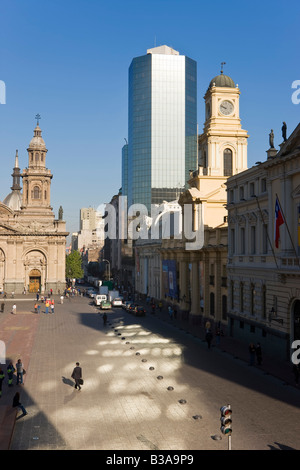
[0,119,68,294]
[226,122,300,360]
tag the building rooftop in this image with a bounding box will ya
[147,45,179,56]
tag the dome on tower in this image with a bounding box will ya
[209,72,235,89]
[28,124,46,149]
[3,191,22,211]
[3,150,22,211]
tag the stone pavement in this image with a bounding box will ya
[0,293,299,450]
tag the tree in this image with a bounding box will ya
[66,250,84,280]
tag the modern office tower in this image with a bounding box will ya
[124,45,197,211]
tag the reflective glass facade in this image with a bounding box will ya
[127,48,197,212]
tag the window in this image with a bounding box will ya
[261,178,267,193]
[32,186,41,199]
[210,292,215,316]
[262,224,268,254]
[239,186,244,200]
[250,226,256,254]
[249,182,255,197]
[224,148,233,176]
[240,227,245,254]
[230,228,235,255]
[240,282,244,312]
[222,295,227,320]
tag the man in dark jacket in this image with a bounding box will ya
[71,362,82,390]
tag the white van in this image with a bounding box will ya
[94,294,107,306]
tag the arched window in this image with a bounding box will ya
[224,148,233,176]
[32,186,41,199]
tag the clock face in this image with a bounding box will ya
[219,100,234,116]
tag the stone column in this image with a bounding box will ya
[190,253,201,324]
[178,254,189,315]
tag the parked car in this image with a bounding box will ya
[100,300,112,310]
[134,306,146,317]
[112,298,122,307]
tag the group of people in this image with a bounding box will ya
[34,297,55,314]
[0,359,28,416]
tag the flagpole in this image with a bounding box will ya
[276,193,300,266]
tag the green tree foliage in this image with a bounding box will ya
[66,250,84,279]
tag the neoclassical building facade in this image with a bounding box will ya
[226,122,300,360]
[0,119,68,294]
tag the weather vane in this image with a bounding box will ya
[221,62,226,74]
[35,113,41,125]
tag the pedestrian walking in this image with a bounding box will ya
[60,295,64,304]
[34,303,38,313]
[51,302,54,314]
[1,302,4,313]
[36,292,39,302]
[0,368,5,398]
[205,329,213,349]
[12,392,28,416]
[16,359,24,385]
[7,362,15,387]
[151,303,156,314]
[168,306,173,320]
[249,343,256,366]
[71,362,83,391]
[158,301,162,312]
[45,300,49,314]
[11,303,16,314]
[256,342,262,365]
[37,304,41,314]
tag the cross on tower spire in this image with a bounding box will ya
[221,62,226,74]
[35,113,41,125]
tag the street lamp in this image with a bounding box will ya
[102,259,111,281]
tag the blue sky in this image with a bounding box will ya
[0,0,299,241]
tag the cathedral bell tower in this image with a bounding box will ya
[198,64,248,177]
[21,115,54,217]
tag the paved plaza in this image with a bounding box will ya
[0,293,300,451]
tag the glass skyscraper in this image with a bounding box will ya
[123,45,197,212]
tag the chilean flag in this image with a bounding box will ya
[274,197,284,248]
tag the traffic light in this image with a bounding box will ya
[220,405,232,435]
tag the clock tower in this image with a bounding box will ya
[198,67,248,177]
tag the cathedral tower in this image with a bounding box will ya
[21,116,54,217]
